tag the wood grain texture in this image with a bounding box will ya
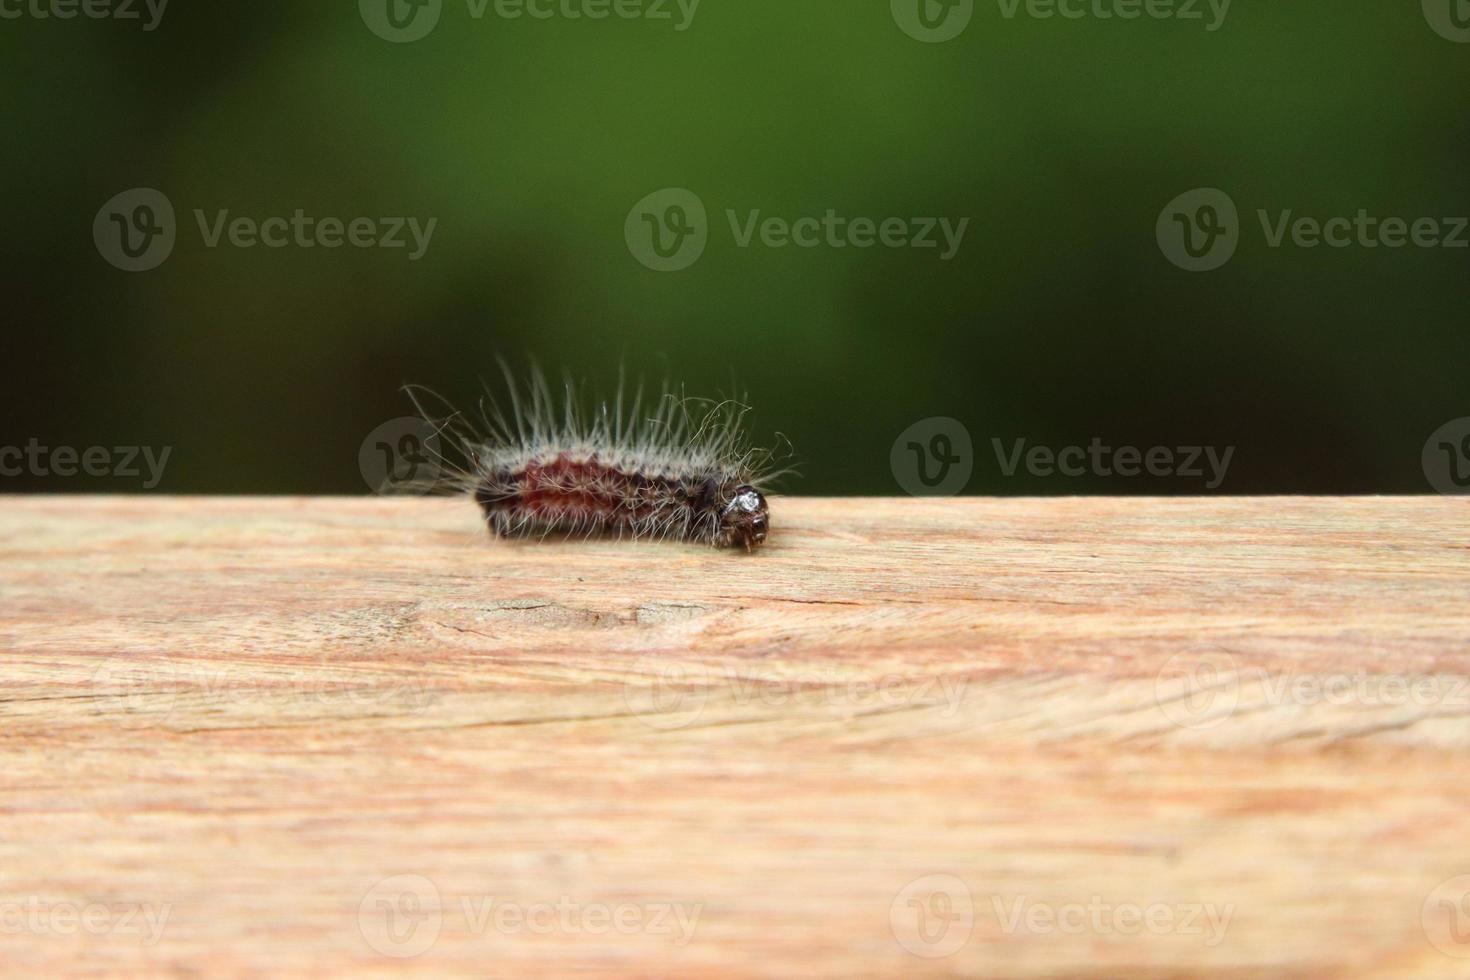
[2,495,1470,978]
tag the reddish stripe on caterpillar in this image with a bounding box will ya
[407,367,789,551]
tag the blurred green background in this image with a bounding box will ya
[2,0,1467,495]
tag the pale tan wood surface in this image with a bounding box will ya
[2,495,1469,977]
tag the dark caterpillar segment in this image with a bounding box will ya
[476,458,723,549]
[474,452,769,549]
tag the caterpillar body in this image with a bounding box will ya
[411,371,786,551]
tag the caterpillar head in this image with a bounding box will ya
[719,485,769,552]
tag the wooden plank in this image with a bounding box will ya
[2,495,1469,977]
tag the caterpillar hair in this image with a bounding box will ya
[406,367,791,552]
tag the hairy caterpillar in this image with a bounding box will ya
[408,370,788,551]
